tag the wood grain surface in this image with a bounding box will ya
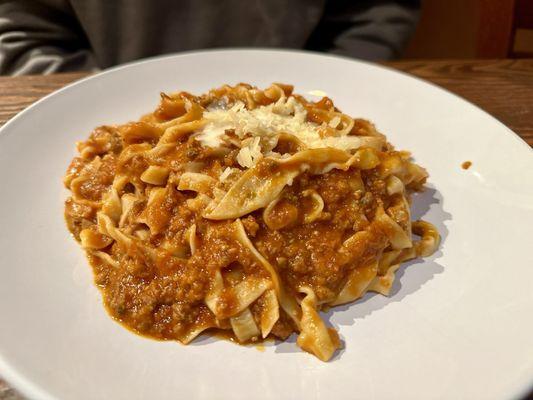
[0,59,532,400]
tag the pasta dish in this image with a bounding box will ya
[64,83,439,361]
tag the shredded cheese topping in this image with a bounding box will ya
[194,96,382,168]
[196,97,321,149]
[64,82,439,362]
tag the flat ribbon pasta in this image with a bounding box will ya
[64,82,440,362]
[296,287,340,362]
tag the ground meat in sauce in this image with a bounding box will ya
[64,87,423,346]
[67,143,396,341]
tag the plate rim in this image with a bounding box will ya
[0,48,531,154]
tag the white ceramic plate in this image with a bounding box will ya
[0,50,532,400]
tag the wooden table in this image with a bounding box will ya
[0,59,532,400]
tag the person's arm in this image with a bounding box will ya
[306,0,421,60]
[0,0,97,75]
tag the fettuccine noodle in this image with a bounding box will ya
[64,83,439,361]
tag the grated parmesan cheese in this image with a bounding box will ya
[236,147,253,169]
[195,97,323,153]
[219,167,234,182]
[328,116,341,128]
[193,96,382,168]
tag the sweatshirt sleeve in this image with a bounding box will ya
[0,0,98,75]
[306,0,421,61]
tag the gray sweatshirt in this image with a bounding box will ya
[0,0,420,75]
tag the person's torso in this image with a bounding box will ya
[67,0,326,68]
